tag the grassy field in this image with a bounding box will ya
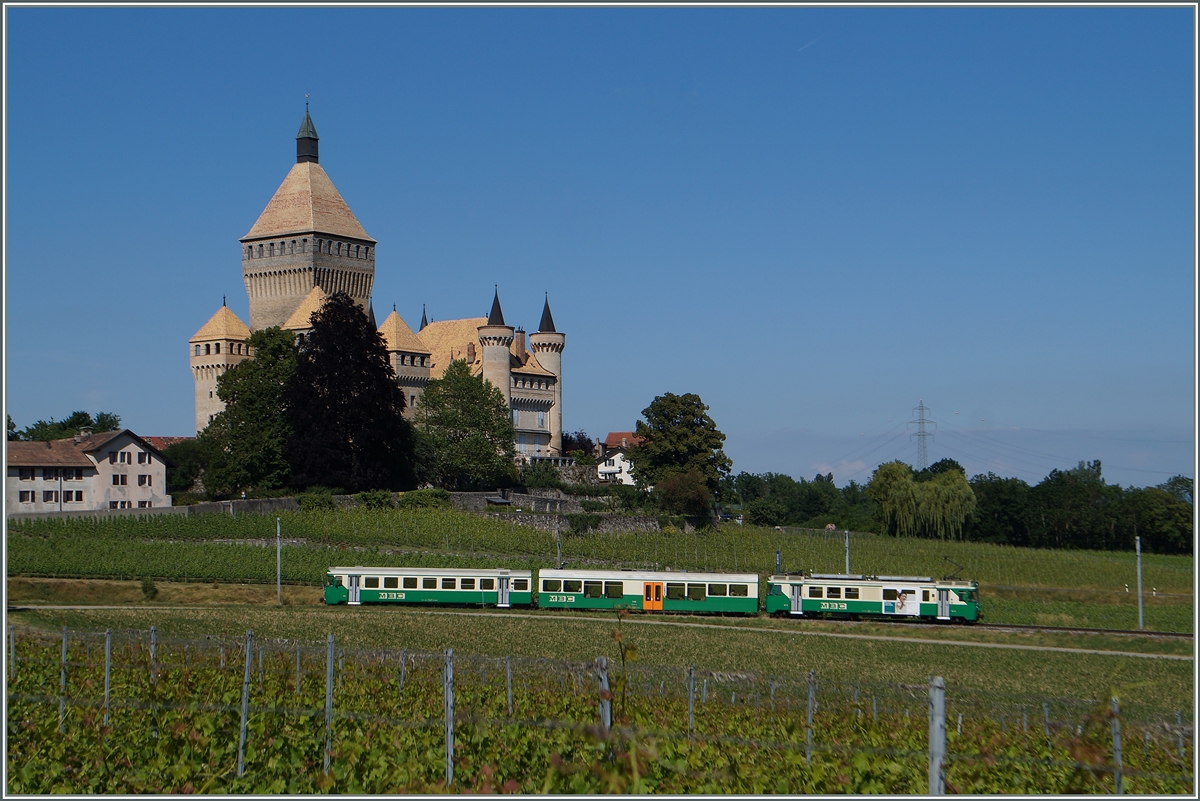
[8,602,1192,721]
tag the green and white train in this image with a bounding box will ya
[323,566,980,623]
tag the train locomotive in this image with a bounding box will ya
[324,565,981,623]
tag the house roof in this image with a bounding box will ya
[281,286,327,331]
[604,432,644,450]
[242,161,375,243]
[378,310,430,354]
[417,317,487,379]
[143,436,193,452]
[6,430,174,468]
[190,305,251,343]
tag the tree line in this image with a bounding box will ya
[723,458,1192,555]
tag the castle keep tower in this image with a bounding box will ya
[240,110,377,331]
[528,295,565,455]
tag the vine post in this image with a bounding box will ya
[597,656,611,732]
[58,627,68,733]
[444,649,455,786]
[928,676,946,795]
[806,669,815,765]
[237,631,253,778]
[103,629,112,727]
[324,634,334,774]
[1112,696,1123,794]
[506,656,513,717]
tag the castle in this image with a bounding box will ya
[189,110,565,459]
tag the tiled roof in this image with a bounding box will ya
[417,317,487,379]
[144,436,193,451]
[604,432,644,450]
[6,430,170,468]
[511,350,553,377]
[6,439,95,468]
[378,310,430,354]
[281,286,327,331]
[242,162,375,243]
[190,306,251,343]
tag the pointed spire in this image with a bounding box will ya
[487,286,506,326]
[420,304,428,331]
[538,292,556,333]
[223,295,227,307]
[368,298,377,329]
[296,102,319,164]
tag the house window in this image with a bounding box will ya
[44,468,59,480]
[112,474,128,486]
[18,468,33,480]
[116,452,131,464]
[19,491,33,502]
[138,501,152,508]
[66,491,82,502]
[63,468,83,481]
[110,501,131,509]
[138,475,151,487]
[138,453,146,464]
[43,491,58,503]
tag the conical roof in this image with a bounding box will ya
[190,305,251,342]
[420,304,428,331]
[537,294,557,333]
[297,111,319,141]
[281,286,328,331]
[486,288,506,327]
[378,310,430,354]
[242,162,375,242]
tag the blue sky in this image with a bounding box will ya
[4,6,1195,489]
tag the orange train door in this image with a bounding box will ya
[643,582,663,611]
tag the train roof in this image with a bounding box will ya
[768,574,976,586]
[539,568,759,583]
[326,567,532,577]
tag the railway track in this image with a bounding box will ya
[864,619,1193,640]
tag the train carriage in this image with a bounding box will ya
[765,572,980,622]
[324,566,534,608]
[537,569,759,615]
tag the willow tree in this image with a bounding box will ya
[867,460,976,539]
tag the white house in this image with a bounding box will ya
[597,431,643,486]
[6,429,172,514]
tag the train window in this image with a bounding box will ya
[480,578,495,590]
[461,578,476,590]
[364,577,379,589]
[543,579,562,592]
[403,577,417,589]
[809,586,823,598]
[563,580,582,593]
[442,578,456,589]
[666,583,685,600]
[922,590,930,602]
[729,584,749,597]
[513,579,528,591]
[708,584,727,596]
[826,587,841,599]
[333,576,344,587]
[844,587,859,599]
[384,577,398,589]
[584,581,603,598]
[423,578,437,589]
[687,584,706,601]
[604,582,624,598]
[883,589,898,601]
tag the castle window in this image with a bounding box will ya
[410,394,416,408]
[269,243,275,256]
[205,344,211,355]
[209,391,213,398]
[195,345,201,356]
[214,343,221,354]
[513,410,519,426]
[364,247,370,259]
[301,239,308,252]
[538,411,546,429]
[355,245,360,258]
[258,244,263,257]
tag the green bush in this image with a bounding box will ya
[569,449,597,466]
[396,488,452,509]
[579,499,608,513]
[565,513,602,535]
[298,487,339,511]
[356,489,395,510]
[520,460,564,489]
[140,577,158,600]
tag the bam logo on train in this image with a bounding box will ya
[765,572,981,622]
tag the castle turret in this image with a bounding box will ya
[240,109,377,331]
[477,288,514,405]
[189,301,252,434]
[528,294,565,455]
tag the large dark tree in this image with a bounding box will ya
[285,292,414,492]
[414,358,517,490]
[626,392,732,494]
[197,327,297,497]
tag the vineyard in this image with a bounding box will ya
[8,508,1194,593]
[5,626,1193,794]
